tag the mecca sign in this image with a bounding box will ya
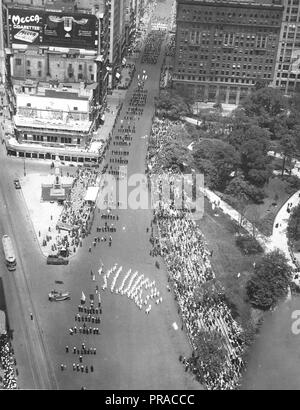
[8,9,44,45]
[8,8,98,50]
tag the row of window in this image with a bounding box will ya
[179,15,281,26]
[176,69,272,78]
[177,64,273,72]
[178,49,274,62]
[16,59,94,73]
[174,74,259,84]
[23,134,80,144]
[23,69,95,82]
[276,79,297,88]
[178,46,274,56]
[277,72,300,79]
[180,8,281,20]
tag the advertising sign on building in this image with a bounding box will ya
[8,9,44,45]
[8,8,98,50]
[43,12,98,49]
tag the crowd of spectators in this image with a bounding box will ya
[147,118,182,172]
[46,168,101,257]
[148,117,246,390]
[0,335,17,390]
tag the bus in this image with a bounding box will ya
[2,235,16,271]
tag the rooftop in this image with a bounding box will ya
[14,116,92,132]
[177,0,283,7]
[14,81,94,100]
[6,0,105,14]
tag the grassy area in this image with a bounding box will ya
[244,176,294,237]
[198,199,260,327]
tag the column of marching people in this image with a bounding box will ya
[100,263,162,314]
[87,71,150,251]
[59,275,103,378]
[141,30,165,65]
[58,29,167,384]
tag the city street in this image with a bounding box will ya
[0,19,200,390]
[2,0,300,393]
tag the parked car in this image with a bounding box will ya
[46,255,69,265]
[13,179,21,189]
[48,290,70,302]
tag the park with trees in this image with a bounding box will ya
[149,83,300,387]
[246,251,292,311]
[154,86,300,238]
[152,85,298,327]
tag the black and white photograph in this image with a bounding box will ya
[0,0,299,395]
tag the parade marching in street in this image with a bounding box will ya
[100,263,163,313]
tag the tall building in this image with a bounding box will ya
[0,0,7,112]
[124,0,136,49]
[273,0,300,94]
[107,0,127,89]
[0,0,113,162]
[172,0,284,105]
[1,0,110,160]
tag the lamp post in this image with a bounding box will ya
[23,156,26,176]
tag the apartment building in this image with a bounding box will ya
[273,0,300,93]
[173,0,284,105]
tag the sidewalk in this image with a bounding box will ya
[89,83,130,154]
[204,185,300,275]
[203,188,273,252]
[21,173,62,257]
[0,116,14,141]
[268,150,300,179]
[271,190,300,264]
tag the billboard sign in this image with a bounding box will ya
[8,9,44,45]
[43,12,98,49]
[8,8,98,50]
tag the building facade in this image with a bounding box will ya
[107,0,123,88]
[273,0,300,94]
[13,81,95,147]
[1,0,110,156]
[172,0,284,105]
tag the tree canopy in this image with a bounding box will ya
[225,175,265,203]
[241,87,288,132]
[246,250,292,310]
[193,138,240,191]
[156,139,193,172]
[155,90,191,120]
